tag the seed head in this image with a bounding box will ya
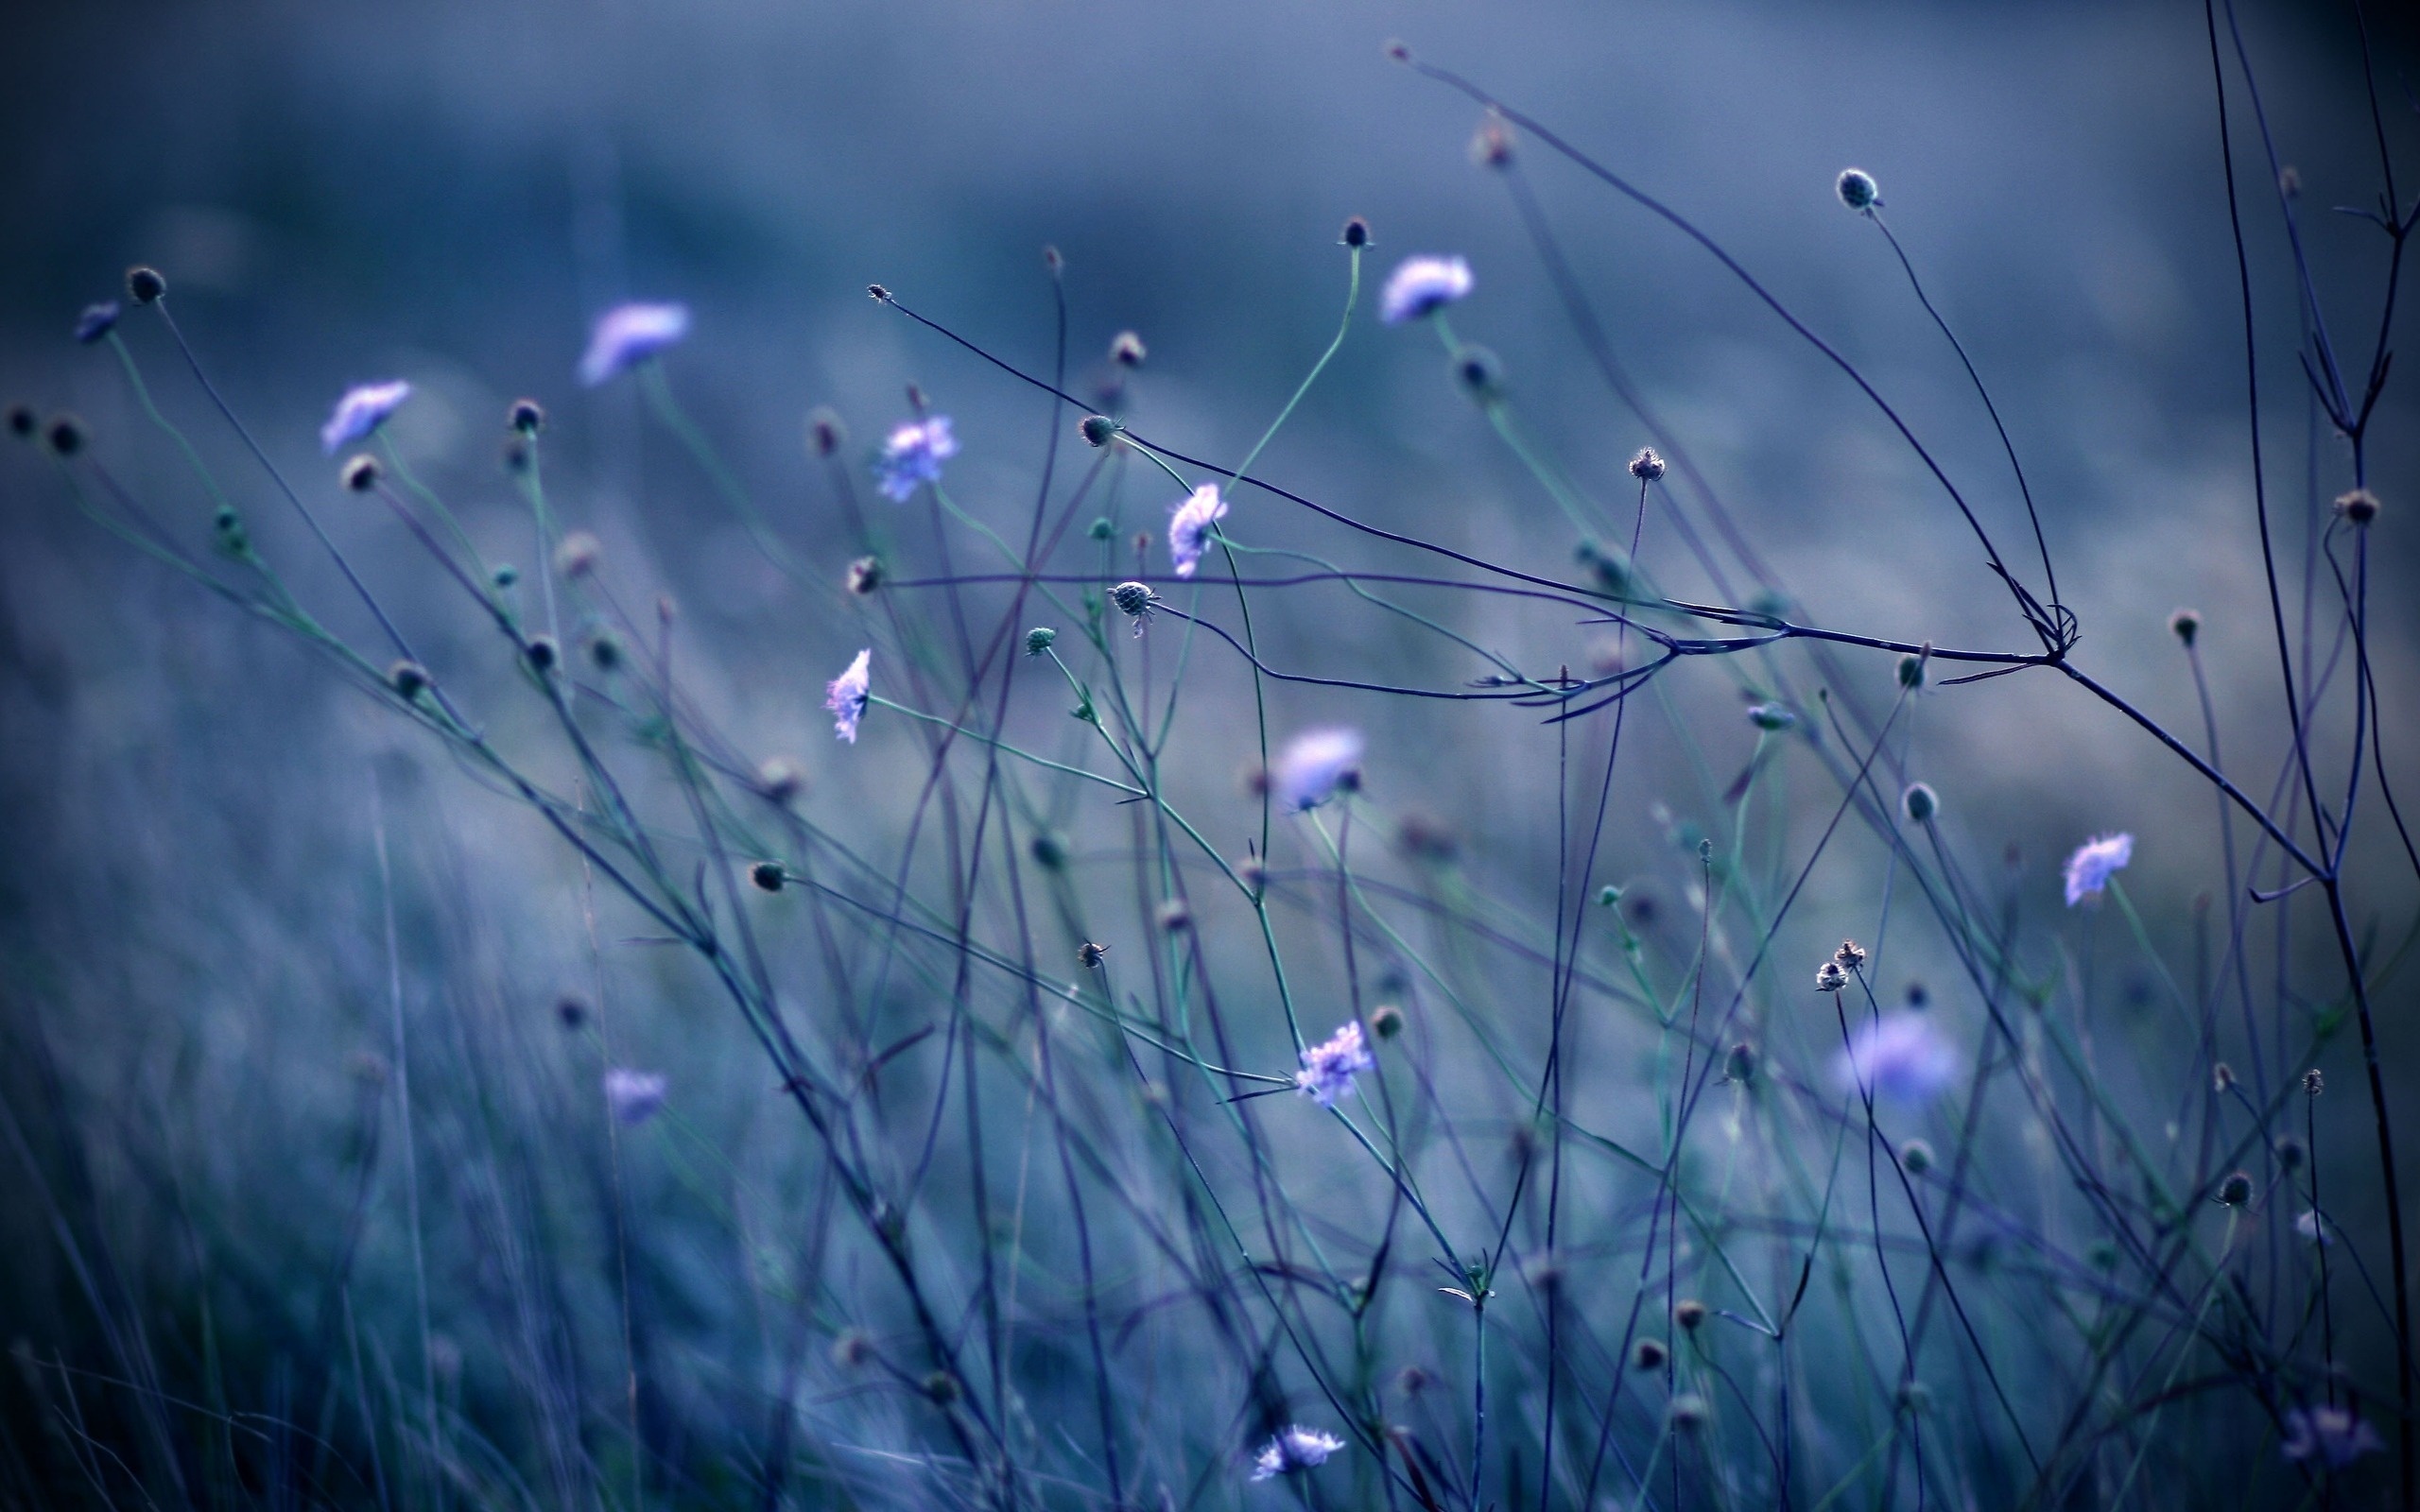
[2216,1170,2253,1207]
[1028,831,1069,870]
[758,757,804,804]
[805,405,846,457]
[126,266,167,304]
[2336,488,2378,525]
[1078,940,1108,970]
[922,1371,960,1405]
[1369,1004,1405,1039]
[341,454,382,492]
[866,284,890,302]
[830,1330,871,1368]
[1725,1041,1758,1084]
[1340,215,1372,249]
[1628,447,1667,481]
[43,413,86,456]
[389,661,431,700]
[1815,960,1848,994]
[1156,898,1191,933]
[1452,345,1505,403]
[1666,1394,1710,1432]
[1630,1338,1668,1371]
[493,563,519,588]
[2275,1136,2306,1172]
[7,405,35,439]
[214,506,248,553]
[1469,112,1513,168]
[1834,939,1869,971]
[1080,414,1118,448]
[1086,516,1115,541]
[1897,652,1927,688]
[555,995,588,1029]
[750,861,786,893]
[509,398,546,435]
[1024,626,1057,657]
[1675,1298,1707,1332]
[524,635,559,672]
[1900,1138,1935,1175]
[1836,168,1880,211]
[1597,885,1622,907]
[2169,608,2201,646]
[588,630,624,672]
[553,530,601,578]
[1109,580,1160,633]
[2304,1068,2324,1097]
[1902,782,1939,823]
[1110,330,1147,368]
[847,556,883,594]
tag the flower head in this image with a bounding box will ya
[2062,833,2134,907]
[875,415,958,501]
[2283,1405,2382,1469]
[1167,484,1229,578]
[1834,1014,1959,1103]
[1274,728,1364,813]
[602,1068,667,1125]
[825,648,872,744]
[1109,580,1160,635]
[1380,255,1473,324]
[1251,1425,1345,1481]
[75,301,122,345]
[1837,168,1880,211]
[2297,1210,2331,1246]
[579,301,690,387]
[1294,1022,1374,1108]
[320,380,412,455]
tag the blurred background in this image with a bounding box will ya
[2,0,2415,1506]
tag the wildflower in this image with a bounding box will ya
[875,415,958,501]
[1369,1004,1404,1040]
[1834,1014,1959,1102]
[578,301,689,387]
[846,555,883,594]
[2336,488,2378,525]
[1294,1021,1374,1108]
[825,648,872,744]
[2215,1171,2253,1206]
[1629,447,1666,481]
[1815,961,1848,994]
[1675,1298,1707,1332]
[2282,1405,2383,1469]
[1379,255,1473,324]
[1273,728,1364,812]
[1902,782,1939,822]
[1250,1425,1344,1481]
[1110,330,1147,368]
[1631,1338,1668,1371]
[2169,608,2201,646]
[2297,1210,2331,1246]
[1837,168,1880,211]
[320,380,411,455]
[126,266,166,303]
[602,1068,667,1125]
[750,861,786,893]
[1108,580,1160,635]
[2062,833,2134,906]
[1024,627,1057,656]
[74,301,121,344]
[1080,414,1118,447]
[1834,939,1869,971]
[341,454,382,492]
[1167,484,1228,578]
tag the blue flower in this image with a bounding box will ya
[1294,1022,1374,1108]
[1380,255,1473,324]
[2062,833,2134,907]
[579,301,690,387]
[826,647,872,744]
[1274,728,1363,813]
[320,380,413,455]
[74,301,121,345]
[1251,1425,1344,1481]
[2283,1406,2382,1469]
[602,1068,667,1125]
[1833,1014,1958,1103]
[1167,484,1228,578]
[875,415,958,501]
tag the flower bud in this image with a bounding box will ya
[1900,1138,1935,1175]
[1902,782,1939,823]
[342,454,382,492]
[2216,1170,2253,1207]
[126,266,167,304]
[510,398,546,435]
[553,530,601,578]
[750,861,786,893]
[1080,414,1117,447]
[1675,1298,1707,1332]
[1024,626,1057,656]
[1369,1004,1405,1039]
[1340,215,1372,249]
[389,661,431,700]
[1836,168,1879,211]
[1631,1338,1668,1371]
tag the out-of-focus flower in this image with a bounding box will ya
[1294,1022,1374,1108]
[2063,833,2134,907]
[75,301,122,344]
[1834,1014,1958,1103]
[1251,1425,1345,1481]
[579,301,690,387]
[1274,728,1364,813]
[1380,255,1473,324]
[875,415,958,502]
[320,381,412,455]
[2282,1406,2382,1469]
[2297,1210,2332,1246]
[1167,484,1228,578]
[603,1068,667,1125]
[826,648,872,744]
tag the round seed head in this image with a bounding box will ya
[1028,831,1068,870]
[43,413,86,456]
[1902,782,1939,823]
[2275,1136,2306,1172]
[1815,960,1849,994]
[1369,1004,1405,1039]
[389,661,431,700]
[2336,488,2378,524]
[2169,608,2201,646]
[1667,1394,1710,1432]
[806,405,845,456]
[1340,215,1372,248]
[923,1371,960,1405]
[750,861,785,893]
[341,454,382,492]
[1631,1337,1668,1371]
[1628,447,1667,481]
[831,1330,871,1368]
[1900,1138,1935,1175]
[587,630,624,672]
[1078,941,1108,970]
[2217,1170,2253,1207]
[2304,1068,2325,1096]
[126,266,167,304]
[2214,1062,2236,1093]
[509,398,546,435]
[1453,344,1505,403]
[1024,626,1057,656]
[1675,1298,1707,1332]
[1897,652,1927,688]
[1080,414,1117,447]
[847,556,883,594]
[524,635,559,672]
[555,995,588,1029]
[1469,112,1513,168]
[1156,898,1191,933]
[1836,168,1879,211]
[7,404,36,439]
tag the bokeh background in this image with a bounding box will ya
[3,0,2416,1506]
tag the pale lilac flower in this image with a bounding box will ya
[1379,255,1473,324]
[1273,728,1363,813]
[2283,1405,2383,1469]
[1167,484,1228,578]
[320,380,412,455]
[875,415,958,502]
[602,1068,667,1125]
[2062,833,2135,907]
[1294,1022,1374,1108]
[1833,1014,1958,1103]
[1251,1425,1345,1481]
[825,648,872,744]
[579,301,690,387]
[74,301,121,345]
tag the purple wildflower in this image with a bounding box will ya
[1294,1022,1374,1108]
[1379,255,1473,324]
[1251,1425,1345,1482]
[1273,728,1363,813]
[579,301,690,387]
[2283,1405,2382,1469]
[1167,484,1228,578]
[2062,833,2134,907]
[602,1068,667,1125]
[826,648,872,744]
[320,380,412,455]
[875,415,958,502]
[74,301,122,345]
[1833,1014,1958,1103]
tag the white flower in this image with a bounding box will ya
[1167,484,1228,578]
[1379,255,1473,324]
[320,381,412,455]
[1273,728,1363,813]
[2062,833,2134,907]
[579,302,690,387]
[825,648,872,743]
[1251,1425,1344,1481]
